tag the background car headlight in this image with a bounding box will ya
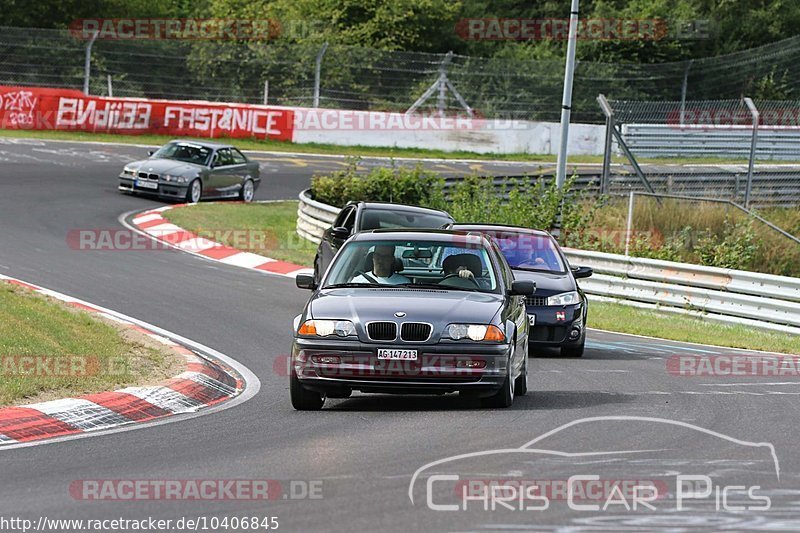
[445,324,505,341]
[298,319,356,337]
[163,174,188,184]
[547,291,580,306]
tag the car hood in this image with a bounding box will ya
[126,158,204,176]
[511,269,575,297]
[309,288,504,332]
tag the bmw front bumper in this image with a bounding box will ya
[291,337,513,397]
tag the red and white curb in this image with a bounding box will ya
[129,204,312,278]
[0,274,247,446]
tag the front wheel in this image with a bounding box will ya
[514,353,528,397]
[290,369,325,410]
[239,179,254,202]
[186,179,202,204]
[483,364,514,408]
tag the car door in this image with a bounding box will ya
[207,148,239,197]
[320,205,356,273]
[229,148,255,194]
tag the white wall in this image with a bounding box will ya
[289,108,605,155]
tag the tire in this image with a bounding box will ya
[186,179,202,204]
[561,339,585,358]
[239,179,255,202]
[482,360,514,408]
[290,369,325,410]
[313,254,322,285]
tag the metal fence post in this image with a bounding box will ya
[83,31,99,95]
[107,74,113,97]
[743,97,759,208]
[625,190,635,256]
[679,60,693,126]
[263,80,269,105]
[597,94,614,194]
[313,42,329,108]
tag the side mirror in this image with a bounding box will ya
[330,226,350,239]
[147,150,155,156]
[295,274,317,290]
[572,266,593,279]
[509,280,536,296]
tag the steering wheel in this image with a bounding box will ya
[438,273,481,288]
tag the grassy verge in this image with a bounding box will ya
[164,201,797,354]
[0,283,182,406]
[589,302,799,354]
[162,201,318,266]
[3,128,794,164]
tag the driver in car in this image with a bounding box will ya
[351,245,411,285]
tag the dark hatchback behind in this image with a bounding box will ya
[451,224,593,357]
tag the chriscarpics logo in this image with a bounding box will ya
[409,416,780,527]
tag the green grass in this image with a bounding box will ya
[0,284,171,406]
[4,128,797,164]
[162,201,318,265]
[164,201,798,354]
[590,302,800,354]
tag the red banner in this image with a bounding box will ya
[0,85,294,141]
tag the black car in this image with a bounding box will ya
[451,224,592,357]
[313,202,454,283]
[292,229,535,410]
[119,140,261,203]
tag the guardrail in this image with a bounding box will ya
[622,124,800,161]
[297,189,800,335]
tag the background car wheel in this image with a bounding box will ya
[290,369,325,410]
[482,364,514,408]
[515,350,528,396]
[186,179,202,203]
[239,179,254,202]
[313,254,322,285]
[561,339,585,358]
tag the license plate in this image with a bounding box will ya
[528,314,536,326]
[135,179,158,190]
[377,348,418,360]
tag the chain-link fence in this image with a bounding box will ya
[596,96,800,206]
[3,26,800,122]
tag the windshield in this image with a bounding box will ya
[482,230,566,273]
[359,209,452,231]
[323,239,499,293]
[151,142,212,166]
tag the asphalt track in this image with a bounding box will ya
[1,138,799,531]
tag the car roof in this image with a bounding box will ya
[348,201,453,217]
[451,223,552,238]
[166,139,234,150]
[351,228,492,244]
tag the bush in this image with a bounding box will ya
[310,158,447,209]
[694,218,758,270]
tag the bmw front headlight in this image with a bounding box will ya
[123,166,136,176]
[445,324,505,341]
[298,319,356,337]
[547,291,580,306]
[163,174,188,184]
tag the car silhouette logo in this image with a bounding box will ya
[394,312,406,317]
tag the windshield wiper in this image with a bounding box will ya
[396,282,482,292]
[324,282,381,288]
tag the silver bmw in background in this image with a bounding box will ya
[118,139,261,203]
